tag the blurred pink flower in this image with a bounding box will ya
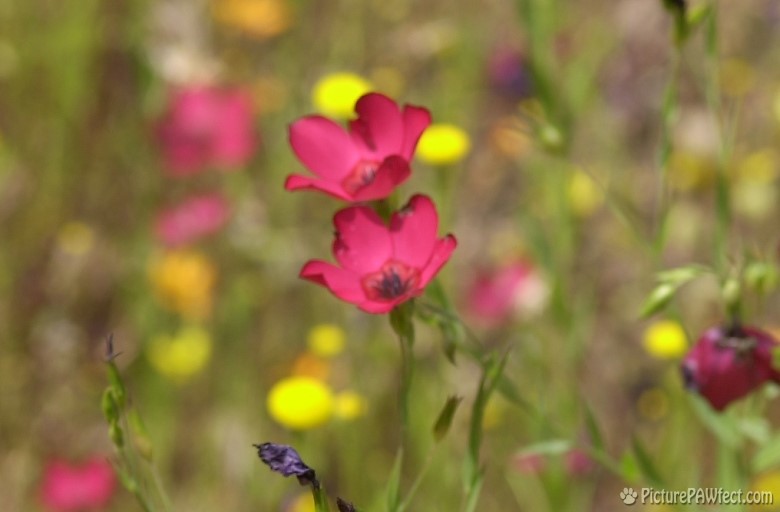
[285,92,431,202]
[465,260,548,326]
[155,193,231,246]
[487,45,534,100]
[511,452,546,474]
[40,458,116,511]
[156,86,257,176]
[300,195,456,313]
[564,448,594,476]
[681,325,780,410]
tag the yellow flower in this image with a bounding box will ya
[147,326,212,383]
[149,250,216,319]
[719,58,755,97]
[287,492,315,512]
[637,387,669,421]
[752,471,780,509]
[334,390,367,421]
[57,222,95,256]
[307,324,346,358]
[312,73,372,118]
[735,150,778,184]
[567,169,603,217]
[416,123,471,165]
[212,0,292,39]
[667,150,715,191]
[267,376,334,430]
[643,320,688,359]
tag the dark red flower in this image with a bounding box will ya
[681,325,780,410]
[300,195,456,313]
[285,93,431,202]
[156,86,257,176]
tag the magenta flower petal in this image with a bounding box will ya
[155,193,231,247]
[352,93,404,156]
[333,206,393,273]
[300,260,365,303]
[681,326,779,410]
[285,174,354,201]
[300,195,455,313]
[289,116,360,180]
[390,194,439,268]
[156,86,257,176]
[41,458,116,511]
[419,235,458,286]
[211,90,257,169]
[350,156,411,202]
[400,105,432,160]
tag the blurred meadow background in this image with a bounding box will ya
[2,0,780,510]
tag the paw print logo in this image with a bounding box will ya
[620,487,638,505]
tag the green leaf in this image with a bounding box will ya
[639,283,676,318]
[752,434,780,473]
[631,436,664,487]
[582,403,605,453]
[433,395,463,442]
[688,394,743,449]
[619,450,640,484]
[515,439,572,457]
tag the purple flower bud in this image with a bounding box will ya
[253,443,318,488]
[681,325,780,410]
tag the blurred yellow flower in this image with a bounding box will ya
[637,387,669,421]
[417,123,471,165]
[719,58,755,97]
[568,169,603,217]
[57,222,95,256]
[482,395,507,430]
[667,150,715,191]
[212,0,292,39]
[149,250,216,319]
[291,352,331,381]
[307,324,346,358]
[267,376,334,430]
[147,326,212,383]
[334,390,367,421]
[312,73,372,118]
[643,320,687,359]
[736,150,778,183]
[752,471,780,510]
[732,182,777,220]
[287,492,315,512]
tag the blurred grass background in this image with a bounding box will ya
[1,0,779,510]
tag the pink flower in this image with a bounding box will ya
[511,452,546,474]
[300,195,456,313]
[285,93,431,201]
[465,260,548,326]
[564,448,594,476]
[681,325,780,410]
[156,86,257,176]
[40,458,116,511]
[155,192,231,246]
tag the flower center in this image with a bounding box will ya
[342,159,380,195]
[361,261,420,302]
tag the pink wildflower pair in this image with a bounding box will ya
[154,86,258,246]
[286,93,456,313]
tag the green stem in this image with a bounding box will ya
[312,484,331,512]
[390,301,416,435]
